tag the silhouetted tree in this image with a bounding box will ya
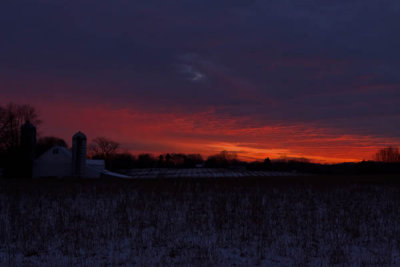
[375,147,400,163]
[0,103,41,176]
[36,136,67,157]
[158,155,165,167]
[165,153,172,167]
[169,153,185,167]
[89,137,119,159]
[184,154,204,168]
[0,103,41,153]
[137,154,156,168]
[107,153,136,171]
[264,157,272,170]
[156,153,204,168]
[205,151,238,168]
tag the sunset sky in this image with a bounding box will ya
[1,0,400,163]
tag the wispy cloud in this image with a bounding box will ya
[178,64,206,82]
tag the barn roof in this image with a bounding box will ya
[36,146,72,159]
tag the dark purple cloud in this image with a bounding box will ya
[1,0,400,140]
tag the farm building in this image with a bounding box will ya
[33,145,105,178]
[31,130,105,178]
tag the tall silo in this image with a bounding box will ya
[72,131,87,177]
[20,121,36,177]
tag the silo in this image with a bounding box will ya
[20,121,36,177]
[20,120,37,157]
[72,131,87,177]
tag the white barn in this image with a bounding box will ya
[33,146,105,178]
[32,132,105,178]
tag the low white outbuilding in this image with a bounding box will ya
[32,146,105,178]
[33,145,105,178]
[32,131,106,178]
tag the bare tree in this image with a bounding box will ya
[0,103,41,152]
[375,147,400,163]
[206,150,238,167]
[89,136,119,159]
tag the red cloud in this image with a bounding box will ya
[4,97,392,163]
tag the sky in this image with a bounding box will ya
[1,0,400,163]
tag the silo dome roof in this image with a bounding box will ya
[21,120,36,130]
[73,131,87,140]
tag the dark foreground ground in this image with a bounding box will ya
[0,175,399,266]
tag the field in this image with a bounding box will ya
[123,168,300,178]
[0,175,399,266]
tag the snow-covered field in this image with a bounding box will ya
[0,177,399,266]
[125,168,301,178]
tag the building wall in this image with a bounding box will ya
[33,161,72,178]
[72,132,87,177]
[33,147,73,178]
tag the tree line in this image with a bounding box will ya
[1,103,400,176]
[0,103,243,174]
[97,150,241,170]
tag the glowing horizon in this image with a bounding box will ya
[2,96,398,164]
